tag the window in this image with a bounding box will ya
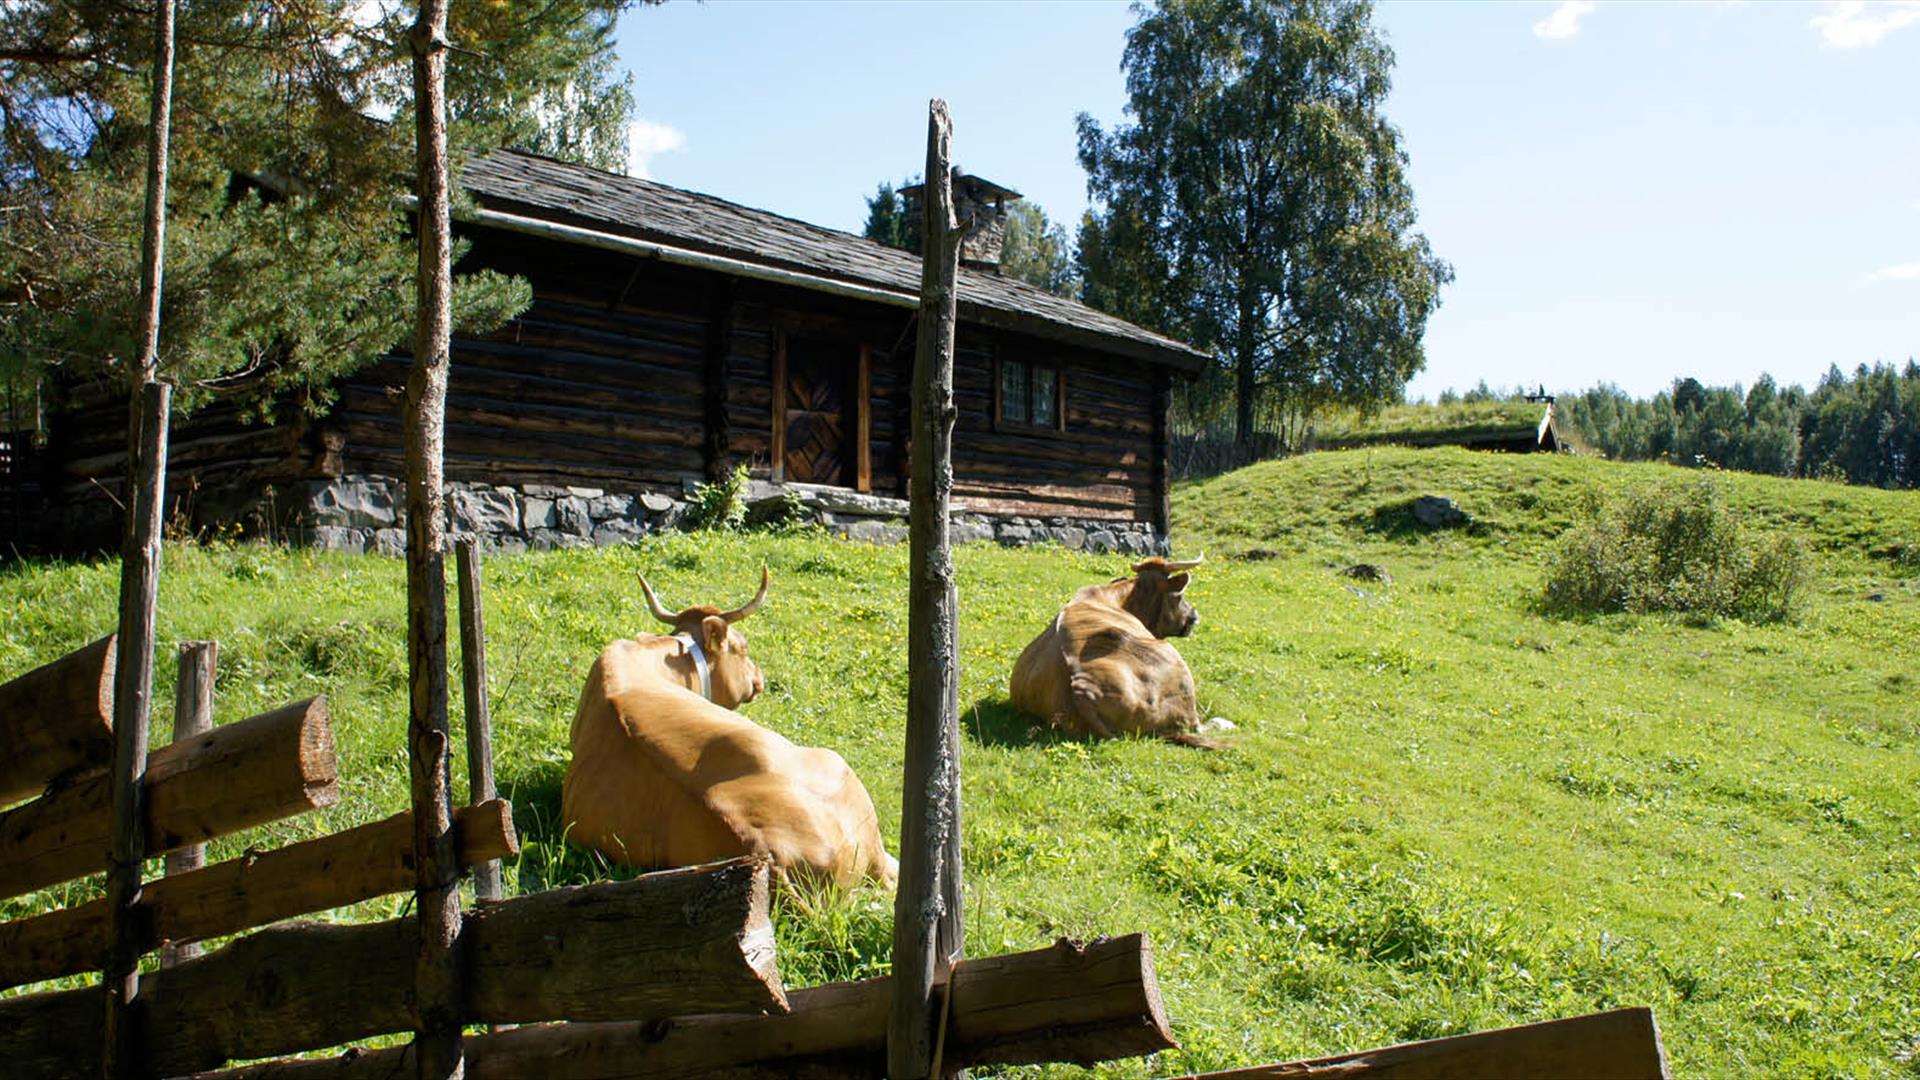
[997,358,1063,432]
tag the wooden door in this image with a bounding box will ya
[782,337,852,486]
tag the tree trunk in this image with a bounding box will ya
[890,98,965,1080]
[104,2,177,1072]
[405,2,461,1078]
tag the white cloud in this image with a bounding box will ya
[1534,1,1597,39]
[1810,1,1920,47]
[626,119,688,179]
[1867,261,1920,282]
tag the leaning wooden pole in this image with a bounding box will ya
[454,537,503,902]
[889,98,966,1080]
[161,640,218,967]
[405,2,462,1078]
[103,2,177,1076]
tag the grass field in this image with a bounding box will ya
[1310,399,1551,448]
[3,447,1917,1077]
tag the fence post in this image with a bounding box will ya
[160,639,217,967]
[889,98,966,1080]
[104,380,171,1077]
[454,537,503,903]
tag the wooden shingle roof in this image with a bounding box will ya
[461,150,1208,372]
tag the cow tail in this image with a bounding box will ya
[1165,730,1224,751]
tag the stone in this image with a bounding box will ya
[948,521,995,545]
[309,525,366,553]
[529,528,591,551]
[1412,495,1469,528]
[555,495,592,536]
[521,484,569,499]
[487,535,529,555]
[522,498,555,531]
[566,486,604,499]
[369,528,406,558]
[592,519,646,547]
[1055,526,1088,551]
[447,487,519,534]
[1199,716,1237,735]
[309,478,397,529]
[1086,529,1118,554]
[996,523,1033,546]
[847,520,908,545]
[1342,563,1393,585]
[590,493,637,521]
[639,491,676,514]
[807,487,911,518]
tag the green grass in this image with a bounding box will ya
[1312,400,1549,447]
[3,446,1918,1077]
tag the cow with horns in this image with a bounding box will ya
[561,568,898,887]
[1008,556,1217,747]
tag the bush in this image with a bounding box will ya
[1542,479,1809,622]
[683,464,750,531]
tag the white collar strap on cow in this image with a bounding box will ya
[673,632,713,701]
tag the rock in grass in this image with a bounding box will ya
[1412,495,1469,528]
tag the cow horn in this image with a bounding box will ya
[721,566,771,624]
[1162,554,1205,572]
[638,573,679,625]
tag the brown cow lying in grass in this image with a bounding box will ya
[561,569,897,887]
[1009,556,1217,748]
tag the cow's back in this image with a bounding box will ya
[1014,601,1198,739]
[562,642,895,886]
[562,645,751,869]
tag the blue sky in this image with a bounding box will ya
[613,1,1919,400]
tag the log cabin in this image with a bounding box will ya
[4,149,1207,557]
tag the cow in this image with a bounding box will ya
[561,568,898,888]
[1008,555,1217,748]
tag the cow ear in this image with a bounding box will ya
[1168,572,1191,593]
[701,615,729,654]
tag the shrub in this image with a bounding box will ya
[683,464,750,531]
[1542,479,1809,622]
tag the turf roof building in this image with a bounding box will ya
[8,149,1207,556]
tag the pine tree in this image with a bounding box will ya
[0,2,642,421]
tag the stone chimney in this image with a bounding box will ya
[900,170,1022,272]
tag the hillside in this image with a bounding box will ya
[1309,400,1555,449]
[2,447,1916,1076]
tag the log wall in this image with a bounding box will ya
[28,224,1175,551]
[333,228,1165,524]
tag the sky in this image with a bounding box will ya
[612,1,1920,401]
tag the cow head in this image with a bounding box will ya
[1123,556,1203,638]
[638,567,771,708]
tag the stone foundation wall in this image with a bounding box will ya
[286,474,1169,557]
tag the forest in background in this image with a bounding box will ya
[1428,362,1920,490]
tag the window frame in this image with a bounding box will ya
[993,354,1066,435]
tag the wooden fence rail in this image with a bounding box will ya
[0,696,337,900]
[180,933,1172,1080]
[0,856,784,1079]
[1172,1006,1670,1079]
[0,633,116,807]
[0,800,518,989]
